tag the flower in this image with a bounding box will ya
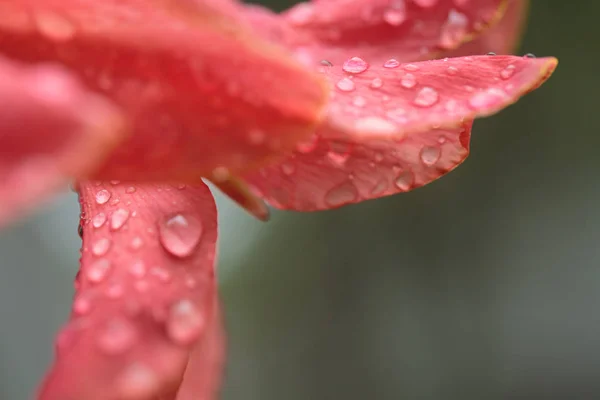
[0,0,555,399]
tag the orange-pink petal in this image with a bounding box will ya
[39,182,221,400]
[0,56,124,227]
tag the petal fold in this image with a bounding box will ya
[0,0,329,181]
[39,182,222,400]
[0,56,124,226]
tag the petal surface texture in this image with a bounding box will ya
[0,0,328,180]
[39,182,222,400]
[0,57,123,226]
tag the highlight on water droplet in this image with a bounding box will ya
[158,213,203,258]
[166,299,205,345]
[110,208,130,231]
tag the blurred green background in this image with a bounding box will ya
[1,1,598,399]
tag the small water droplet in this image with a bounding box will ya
[336,77,355,92]
[413,87,439,107]
[95,189,111,205]
[394,170,414,191]
[92,213,107,228]
[92,237,111,257]
[118,363,159,399]
[110,208,130,231]
[167,299,204,345]
[420,146,441,166]
[129,260,147,278]
[129,236,144,251]
[247,128,265,145]
[523,53,536,58]
[499,64,516,80]
[383,1,406,26]
[374,152,384,162]
[320,59,333,67]
[371,179,389,196]
[403,64,420,72]
[468,88,507,109]
[110,180,120,185]
[324,183,359,207]
[486,52,496,56]
[296,135,319,153]
[370,77,383,89]
[158,213,203,258]
[97,318,137,355]
[126,186,136,194]
[150,267,172,283]
[281,162,296,176]
[342,57,369,74]
[383,59,400,68]
[87,258,111,283]
[439,9,468,49]
[33,11,76,42]
[400,73,417,88]
[326,151,350,167]
[73,296,92,315]
[446,66,459,75]
[354,117,399,136]
[352,96,367,107]
[106,283,124,299]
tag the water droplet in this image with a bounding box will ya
[342,57,369,74]
[92,238,111,257]
[439,9,468,49]
[33,11,76,42]
[499,64,516,80]
[486,52,496,56]
[523,53,536,58]
[110,180,120,185]
[95,189,111,205]
[383,58,400,68]
[320,59,333,67]
[126,186,136,194]
[374,152,384,162]
[118,363,159,399]
[87,258,111,283]
[110,208,130,231]
[247,128,265,145]
[287,3,315,26]
[371,179,389,196]
[352,96,367,107]
[354,117,399,136]
[336,77,355,92]
[97,318,137,355]
[167,299,204,345]
[92,213,107,228]
[129,260,147,278]
[281,162,296,176]
[383,1,406,26]
[326,151,350,167]
[150,267,172,283]
[324,183,359,207]
[403,64,420,72]
[73,296,92,315]
[296,135,319,153]
[468,88,507,109]
[420,146,441,166]
[446,66,459,75]
[370,77,383,89]
[394,170,414,190]
[211,166,230,183]
[106,283,124,299]
[77,223,83,238]
[129,236,144,251]
[400,73,417,88]
[413,87,439,107]
[158,213,203,258]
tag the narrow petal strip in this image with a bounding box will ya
[39,182,222,400]
[0,57,123,226]
[0,0,328,180]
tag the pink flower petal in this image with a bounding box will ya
[0,0,328,181]
[0,56,124,226]
[279,0,507,65]
[246,122,472,210]
[449,0,529,56]
[246,55,556,211]
[39,182,222,400]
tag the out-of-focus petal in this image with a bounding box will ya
[449,0,529,56]
[0,0,328,181]
[0,57,124,226]
[245,55,556,211]
[245,122,471,210]
[322,55,556,141]
[39,182,221,400]
[279,0,507,65]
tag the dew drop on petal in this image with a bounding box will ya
[130,236,144,251]
[92,212,107,228]
[97,318,137,355]
[383,58,400,68]
[167,299,205,345]
[126,186,136,194]
[129,260,147,278]
[296,135,319,153]
[110,208,130,231]
[370,77,383,89]
[383,1,406,26]
[87,258,111,283]
[400,73,417,88]
[420,146,441,166]
[33,11,76,42]
[326,151,350,167]
[324,182,359,207]
[439,9,468,49]
[394,170,414,191]
[342,57,369,74]
[281,162,296,176]
[95,189,111,205]
[446,66,459,75]
[413,87,439,107]
[403,63,420,72]
[500,64,516,80]
[352,96,367,107]
[336,77,355,92]
[118,363,159,400]
[92,237,111,257]
[158,213,203,258]
[354,117,399,136]
[72,296,92,316]
[468,88,507,110]
[106,283,124,299]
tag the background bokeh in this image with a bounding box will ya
[1,1,598,399]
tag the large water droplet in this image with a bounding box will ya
[420,146,441,166]
[414,87,439,107]
[95,189,111,205]
[158,213,203,258]
[403,64,420,72]
[97,318,137,354]
[167,300,204,345]
[87,258,111,283]
[92,237,111,257]
[324,183,359,207]
[394,171,414,191]
[110,208,130,231]
[92,212,107,228]
[336,77,355,92]
[342,57,369,74]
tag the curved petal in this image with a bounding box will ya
[449,0,529,56]
[0,56,124,226]
[245,122,471,211]
[39,182,222,400]
[278,0,507,65]
[322,55,557,142]
[0,0,328,181]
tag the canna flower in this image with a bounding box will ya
[0,0,555,399]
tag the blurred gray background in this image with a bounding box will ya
[1,1,598,399]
